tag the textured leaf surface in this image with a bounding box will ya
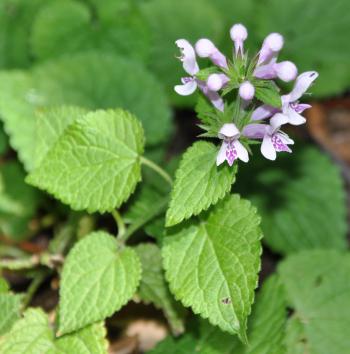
[58,231,141,334]
[279,250,350,354]
[163,195,262,340]
[0,53,171,170]
[255,0,350,97]
[27,109,144,213]
[135,243,185,334]
[237,147,347,255]
[0,308,55,354]
[35,105,87,167]
[166,141,236,227]
[141,0,223,106]
[0,288,22,336]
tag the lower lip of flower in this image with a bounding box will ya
[226,142,237,165]
[272,135,289,152]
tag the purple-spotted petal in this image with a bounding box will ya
[174,79,197,96]
[252,105,277,121]
[242,124,266,139]
[294,103,312,113]
[272,133,292,153]
[234,140,249,162]
[175,39,199,76]
[289,71,319,102]
[261,134,277,160]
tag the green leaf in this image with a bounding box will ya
[0,283,22,336]
[0,308,55,354]
[58,231,141,335]
[0,161,40,240]
[141,0,224,106]
[254,81,281,108]
[148,336,197,354]
[279,250,350,354]
[30,0,151,63]
[163,195,262,341]
[166,141,237,227]
[135,243,185,334]
[35,105,87,167]
[238,147,347,255]
[255,0,350,97]
[0,53,171,171]
[53,322,108,354]
[0,124,9,155]
[27,109,144,213]
[0,307,108,354]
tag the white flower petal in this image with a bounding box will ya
[234,140,249,162]
[175,39,199,76]
[216,141,228,166]
[218,123,240,139]
[270,113,289,133]
[174,80,197,96]
[289,71,319,102]
[261,134,276,160]
[287,107,306,125]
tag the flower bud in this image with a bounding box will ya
[239,81,255,100]
[195,38,216,57]
[230,23,248,56]
[275,61,297,82]
[264,33,284,52]
[207,73,229,91]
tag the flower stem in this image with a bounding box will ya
[140,156,173,186]
[111,209,126,238]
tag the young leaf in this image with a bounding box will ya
[0,308,55,354]
[254,81,281,108]
[58,231,141,335]
[27,109,144,213]
[238,147,347,255]
[166,141,236,227]
[163,195,262,341]
[279,249,350,353]
[135,243,185,334]
[0,279,22,336]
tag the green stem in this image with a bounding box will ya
[23,270,49,307]
[140,156,173,186]
[111,209,126,238]
[0,255,40,270]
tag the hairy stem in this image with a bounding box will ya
[140,156,173,186]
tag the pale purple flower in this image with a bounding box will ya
[243,113,294,160]
[281,71,319,125]
[195,38,228,69]
[257,33,284,66]
[251,71,319,125]
[239,81,255,100]
[230,23,248,56]
[206,73,229,91]
[254,60,298,82]
[174,39,224,110]
[217,123,249,166]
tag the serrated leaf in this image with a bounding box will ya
[52,322,108,354]
[0,307,108,354]
[0,308,55,354]
[163,195,262,341]
[58,231,141,334]
[135,243,185,334]
[279,250,350,354]
[27,109,144,213]
[237,147,347,255]
[255,0,350,97]
[35,105,87,167]
[254,83,281,108]
[148,335,197,354]
[141,0,224,106]
[0,287,22,336]
[0,53,171,171]
[166,141,237,227]
[0,161,40,240]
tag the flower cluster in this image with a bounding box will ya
[174,24,318,165]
